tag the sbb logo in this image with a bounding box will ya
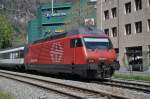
[50,42,64,63]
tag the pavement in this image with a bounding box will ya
[116,66,150,76]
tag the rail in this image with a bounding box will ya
[94,79,150,94]
[0,70,129,99]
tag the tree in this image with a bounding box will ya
[0,15,14,49]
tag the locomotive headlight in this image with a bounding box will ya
[99,58,106,60]
[109,59,114,62]
[88,59,95,63]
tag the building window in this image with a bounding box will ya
[135,0,142,11]
[115,48,119,61]
[148,46,150,65]
[104,29,109,36]
[112,27,117,37]
[135,21,142,33]
[125,2,131,14]
[148,19,150,31]
[104,10,109,20]
[126,46,143,71]
[125,24,131,35]
[111,7,117,18]
[115,48,119,54]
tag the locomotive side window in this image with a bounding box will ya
[70,38,83,48]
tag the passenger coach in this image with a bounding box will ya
[0,46,24,69]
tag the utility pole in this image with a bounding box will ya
[100,0,103,30]
[51,0,54,15]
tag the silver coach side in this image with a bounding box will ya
[0,46,24,69]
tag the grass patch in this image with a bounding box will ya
[113,72,150,82]
[0,92,14,99]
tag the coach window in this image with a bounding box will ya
[11,53,14,59]
[4,53,10,59]
[14,52,18,59]
[70,38,83,48]
[20,50,24,58]
[11,52,18,59]
[10,53,13,59]
[0,53,3,59]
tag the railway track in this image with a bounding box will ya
[95,79,150,94]
[0,70,129,99]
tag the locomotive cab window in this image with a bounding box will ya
[84,38,113,50]
[70,38,83,48]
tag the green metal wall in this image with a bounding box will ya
[27,0,97,43]
[37,2,72,39]
[27,19,40,43]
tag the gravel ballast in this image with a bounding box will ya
[0,71,150,99]
[0,77,69,99]
[24,73,150,99]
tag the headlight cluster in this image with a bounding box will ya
[87,58,114,64]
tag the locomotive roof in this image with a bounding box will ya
[33,26,106,44]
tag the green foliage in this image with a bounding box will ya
[113,72,150,82]
[0,92,15,99]
[0,15,14,49]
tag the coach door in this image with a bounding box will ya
[70,38,83,64]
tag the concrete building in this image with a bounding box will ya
[97,0,150,71]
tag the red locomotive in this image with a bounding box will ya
[0,27,117,79]
[24,27,117,79]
